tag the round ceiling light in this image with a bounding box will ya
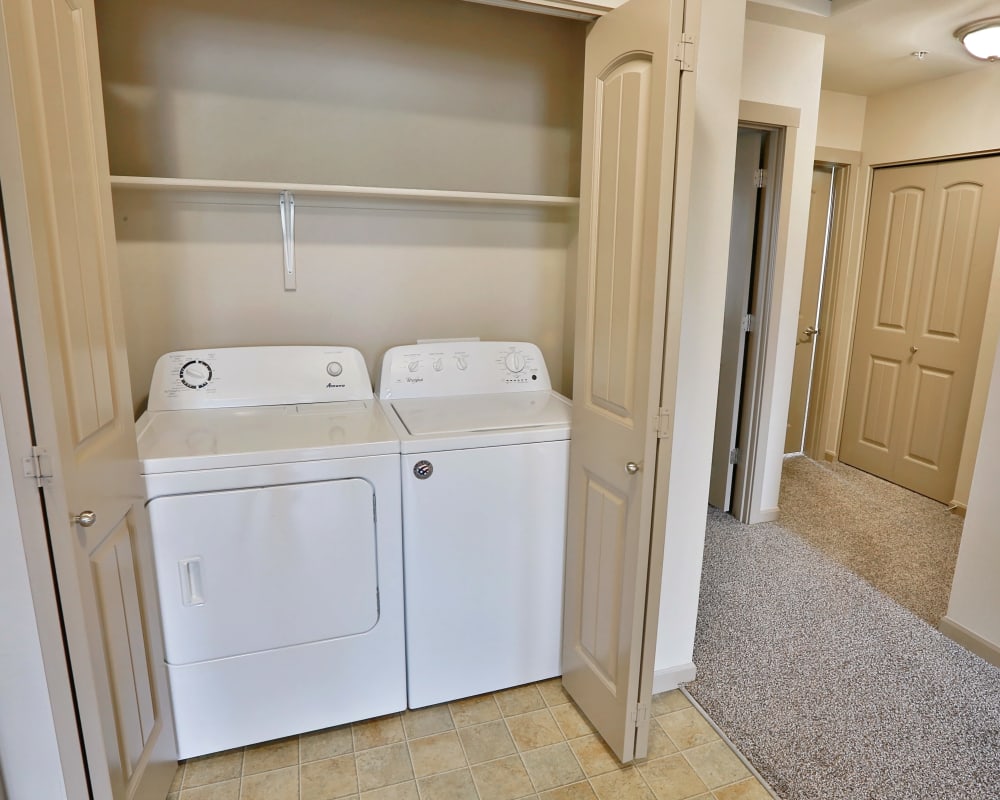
[954,17,1000,61]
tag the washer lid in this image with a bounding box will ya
[137,401,398,473]
[391,392,571,437]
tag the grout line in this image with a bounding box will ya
[679,687,781,800]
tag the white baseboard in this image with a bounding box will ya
[748,507,780,524]
[939,616,1000,668]
[652,662,697,693]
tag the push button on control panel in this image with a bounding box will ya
[326,361,343,377]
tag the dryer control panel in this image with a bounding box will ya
[378,341,553,399]
[147,346,374,410]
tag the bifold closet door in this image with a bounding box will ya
[840,156,1000,502]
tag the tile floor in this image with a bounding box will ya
[167,681,773,800]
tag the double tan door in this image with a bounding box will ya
[841,157,1000,502]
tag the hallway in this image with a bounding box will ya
[777,455,964,625]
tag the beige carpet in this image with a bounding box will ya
[777,455,963,626]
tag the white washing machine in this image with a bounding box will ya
[136,346,405,758]
[377,341,571,708]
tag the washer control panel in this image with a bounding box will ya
[378,341,552,399]
[147,346,374,411]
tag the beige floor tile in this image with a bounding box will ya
[521,742,585,792]
[408,731,467,777]
[300,753,359,800]
[711,778,772,800]
[657,708,719,751]
[240,765,298,800]
[495,684,546,717]
[451,694,503,728]
[538,781,598,800]
[355,742,414,792]
[301,726,354,762]
[643,719,679,760]
[568,735,621,778]
[359,781,418,800]
[168,793,179,800]
[183,750,243,787]
[589,766,655,800]
[507,709,564,751]
[471,754,535,800]
[401,705,454,740]
[458,719,517,764]
[637,754,709,800]
[354,715,405,752]
[651,691,691,717]
[179,780,240,800]
[417,768,480,800]
[170,765,184,792]
[682,741,749,789]
[550,703,595,740]
[537,679,572,707]
[243,736,298,775]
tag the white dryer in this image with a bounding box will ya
[378,341,571,708]
[137,346,405,759]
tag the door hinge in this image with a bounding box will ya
[655,408,671,439]
[754,168,767,189]
[741,313,754,334]
[627,700,650,731]
[729,447,740,465]
[22,446,54,488]
[674,33,695,72]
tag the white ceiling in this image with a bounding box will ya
[749,0,1000,97]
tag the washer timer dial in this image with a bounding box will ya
[179,359,213,389]
[504,351,527,373]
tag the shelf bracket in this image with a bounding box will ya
[279,190,296,291]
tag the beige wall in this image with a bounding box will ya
[944,334,1000,660]
[97,0,585,196]
[96,0,585,408]
[861,68,1000,166]
[739,20,825,517]
[816,89,866,152]
[654,0,747,681]
[115,193,575,411]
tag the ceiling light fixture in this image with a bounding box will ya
[954,17,1000,62]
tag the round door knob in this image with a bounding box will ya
[625,462,640,475]
[910,345,919,354]
[72,510,97,527]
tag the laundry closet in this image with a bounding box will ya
[94,0,595,408]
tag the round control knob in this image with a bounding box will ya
[179,360,212,389]
[326,361,343,377]
[455,356,468,371]
[433,358,444,372]
[408,360,420,373]
[504,352,527,373]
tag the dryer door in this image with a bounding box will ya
[149,478,378,665]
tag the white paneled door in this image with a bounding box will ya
[1,0,177,798]
[841,157,1000,502]
[562,0,696,762]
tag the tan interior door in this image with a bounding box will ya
[709,128,765,511]
[785,165,834,454]
[841,157,1000,502]
[562,0,693,763]
[1,1,177,797]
